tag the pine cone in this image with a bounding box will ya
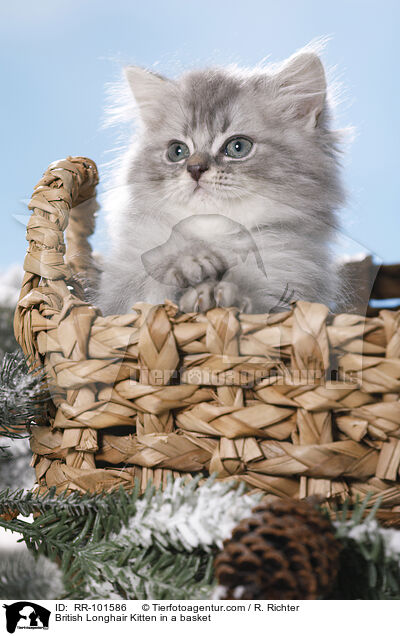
[214,498,340,600]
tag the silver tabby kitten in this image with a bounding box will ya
[97,47,345,315]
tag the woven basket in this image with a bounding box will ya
[13,157,400,522]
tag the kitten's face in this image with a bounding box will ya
[140,76,265,213]
[126,54,344,226]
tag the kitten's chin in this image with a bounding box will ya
[168,182,279,226]
[183,185,253,219]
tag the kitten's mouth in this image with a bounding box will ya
[192,183,205,195]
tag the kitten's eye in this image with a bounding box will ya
[167,141,190,162]
[224,137,253,159]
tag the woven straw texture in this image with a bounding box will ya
[13,157,400,518]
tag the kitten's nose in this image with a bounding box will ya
[187,154,209,181]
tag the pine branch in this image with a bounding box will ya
[0,497,215,599]
[6,479,400,600]
[0,477,259,599]
[0,477,261,551]
[0,351,49,438]
[115,475,261,552]
[0,484,142,544]
[0,485,133,517]
[66,541,214,599]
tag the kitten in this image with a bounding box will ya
[97,47,345,315]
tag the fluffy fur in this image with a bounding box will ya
[97,46,345,315]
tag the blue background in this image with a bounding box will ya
[1,0,399,268]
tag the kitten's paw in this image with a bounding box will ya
[179,281,252,313]
[179,281,216,313]
[165,250,226,287]
[214,281,252,312]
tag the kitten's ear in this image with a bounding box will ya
[124,66,174,126]
[275,52,327,127]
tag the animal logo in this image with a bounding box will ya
[3,602,50,633]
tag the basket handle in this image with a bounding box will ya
[20,156,99,296]
[14,157,99,358]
